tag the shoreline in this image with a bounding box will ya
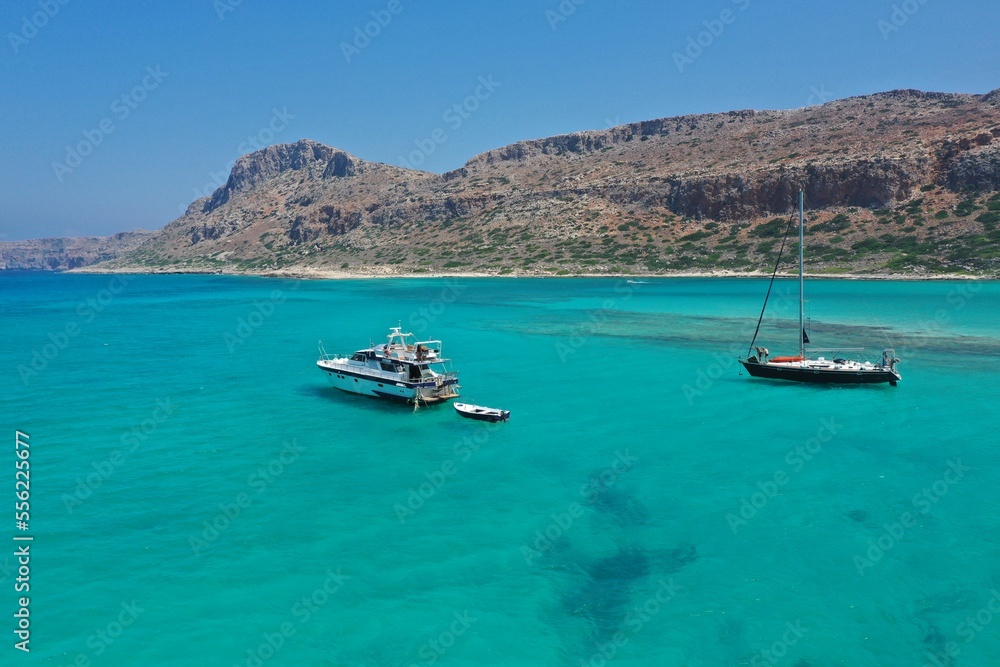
[64,265,997,281]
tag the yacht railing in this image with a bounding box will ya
[318,358,459,385]
[317,359,406,382]
[318,339,459,384]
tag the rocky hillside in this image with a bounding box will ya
[89,88,1000,276]
[0,231,155,270]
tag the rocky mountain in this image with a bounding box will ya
[0,231,155,271]
[79,88,1000,276]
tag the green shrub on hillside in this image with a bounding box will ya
[851,238,884,253]
[810,214,851,233]
[976,211,1000,229]
[751,218,789,238]
[679,230,712,242]
[955,200,979,217]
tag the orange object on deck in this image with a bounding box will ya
[769,355,805,363]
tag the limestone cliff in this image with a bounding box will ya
[40,88,1000,275]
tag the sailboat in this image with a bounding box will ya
[739,191,901,386]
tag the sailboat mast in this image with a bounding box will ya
[798,189,805,358]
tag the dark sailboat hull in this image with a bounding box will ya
[740,192,902,387]
[740,359,900,385]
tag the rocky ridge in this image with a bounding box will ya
[43,88,1000,276]
[0,231,155,271]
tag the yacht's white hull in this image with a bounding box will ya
[316,326,460,405]
[317,360,458,403]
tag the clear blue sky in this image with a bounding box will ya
[1,0,997,240]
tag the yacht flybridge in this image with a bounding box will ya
[317,326,460,404]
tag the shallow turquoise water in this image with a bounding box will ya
[2,273,999,666]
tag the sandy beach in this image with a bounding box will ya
[69,264,995,281]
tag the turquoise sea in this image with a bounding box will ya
[3,272,1000,666]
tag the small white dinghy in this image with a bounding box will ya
[453,402,510,423]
